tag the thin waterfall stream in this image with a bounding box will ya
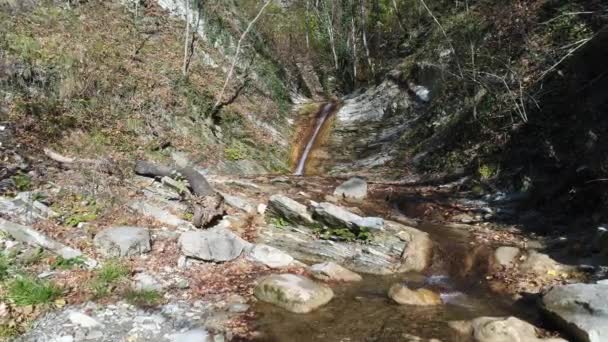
[294,103,335,176]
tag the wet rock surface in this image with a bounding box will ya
[464,316,567,342]
[388,284,442,306]
[310,262,362,282]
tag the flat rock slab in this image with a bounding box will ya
[178,228,248,262]
[468,316,567,342]
[94,226,151,258]
[313,202,384,230]
[259,220,431,275]
[333,177,367,200]
[268,195,313,224]
[542,283,608,342]
[247,244,294,268]
[0,193,58,224]
[0,218,96,268]
[254,274,333,313]
[310,262,362,282]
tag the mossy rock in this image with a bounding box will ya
[254,274,333,313]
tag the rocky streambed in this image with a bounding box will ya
[1,166,607,342]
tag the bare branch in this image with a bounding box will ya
[213,0,272,110]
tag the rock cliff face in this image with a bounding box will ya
[319,79,417,176]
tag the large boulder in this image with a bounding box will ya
[247,244,294,268]
[310,262,362,282]
[94,226,151,258]
[388,284,442,306]
[313,202,384,230]
[542,283,608,342]
[333,177,367,200]
[464,316,567,342]
[178,228,248,262]
[257,219,432,275]
[254,274,334,313]
[268,195,314,224]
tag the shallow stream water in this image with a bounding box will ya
[251,220,538,342]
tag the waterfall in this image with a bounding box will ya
[294,103,334,176]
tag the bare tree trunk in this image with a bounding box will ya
[305,0,311,51]
[182,0,190,77]
[391,0,405,32]
[327,17,339,71]
[351,16,357,80]
[213,0,272,110]
[359,0,374,75]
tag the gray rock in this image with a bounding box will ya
[178,228,248,262]
[310,262,362,282]
[333,177,368,200]
[94,226,151,258]
[268,195,313,224]
[313,202,361,229]
[221,193,254,214]
[493,246,520,267]
[0,193,58,224]
[247,244,294,268]
[469,316,566,342]
[0,218,96,268]
[67,311,102,328]
[356,216,384,230]
[259,220,431,274]
[254,274,333,313]
[129,200,192,228]
[132,273,163,291]
[542,283,608,342]
[313,202,384,230]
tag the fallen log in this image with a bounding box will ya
[134,160,223,228]
[44,148,117,175]
[134,160,214,197]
